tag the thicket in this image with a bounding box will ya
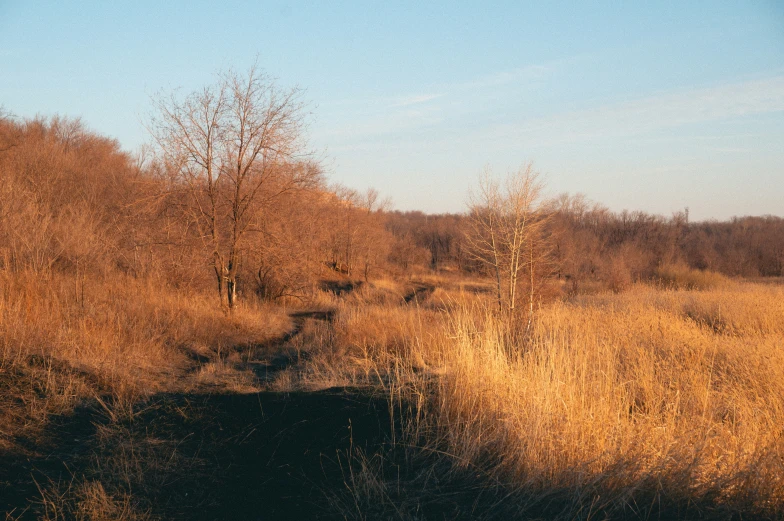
[3,109,781,315]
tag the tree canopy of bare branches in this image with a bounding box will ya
[467,164,552,328]
[149,64,320,309]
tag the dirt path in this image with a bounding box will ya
[403,283,434,304]
[244,309,333,383]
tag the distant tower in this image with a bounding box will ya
[684,207,689,226]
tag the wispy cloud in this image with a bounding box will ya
[316,72,784,160]
[597,76,784,129]
[709,146,751,153]
[474,75,784,149]
[317,61,566,143]
[457,64,554,91]
[390,93,444,107]
[324,61,560,111]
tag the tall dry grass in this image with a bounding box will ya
[0,268,289,453]
[653,263,732,290]
[0,270,289,393]
[413,283,784,516]
[314,281,784,518]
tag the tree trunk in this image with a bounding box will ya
[490,226,503,315]
[227,278,237,309]
[214,263,225,308]
[527,239,535,333]
[226,255,238,310]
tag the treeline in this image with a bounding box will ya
[2,113,782,309]
[0,114,413,302]
[550,195,784,289]
[387,196,784,290]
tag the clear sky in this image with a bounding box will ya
[1,1,782,220]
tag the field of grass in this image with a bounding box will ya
[2,269,783,519]
[410,282,784,518]
[280,278,784,519]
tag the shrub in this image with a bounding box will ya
[653,262,730,290]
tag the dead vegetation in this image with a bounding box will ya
[315,281,784,520]
[3,90,784,520]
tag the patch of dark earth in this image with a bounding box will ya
[320,279,362,296]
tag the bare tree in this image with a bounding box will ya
[354,189,392,281]
[467,163,551,328]
[322,186,392,280]
[149,64,317,309]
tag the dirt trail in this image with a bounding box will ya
[245,308,334,382]
[403,283,434,304]
[0,307,401,520]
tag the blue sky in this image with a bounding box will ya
[1,1,782,219]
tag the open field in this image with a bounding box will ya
[2,268,783,519]
[4,5,784,519]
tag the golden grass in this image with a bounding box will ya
[653,263,732,290]
[398,282,784,516]
[269,275,492,391]
[5,264,783,518]
[1,268,293,518]
[305,280,784,517]
[0,268,290,456]
[270,301,439,391]
[0,270,289,393]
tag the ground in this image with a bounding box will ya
[3,276,784,520]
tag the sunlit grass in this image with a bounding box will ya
[308,281,784,517]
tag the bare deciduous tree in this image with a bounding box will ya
[323,186,391,280]
[467,163,551,329]
[149,64,318,309]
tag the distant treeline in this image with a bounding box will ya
[1,114,781,306]
[386,197,784,288]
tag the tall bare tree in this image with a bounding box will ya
[467,163,551,328]
[149,64,318,309]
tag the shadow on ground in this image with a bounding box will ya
[1,383,766,520]
[1,387,397,520]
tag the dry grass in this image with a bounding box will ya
[0,268,289,454]
[4,264,783,519]
[1,268,293,519]
[31,478,153,521]
[268,276,490,391]
[310,281,784,518]
[270,300,439,391]
[0,269,288,387]
[653,263,732,291]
